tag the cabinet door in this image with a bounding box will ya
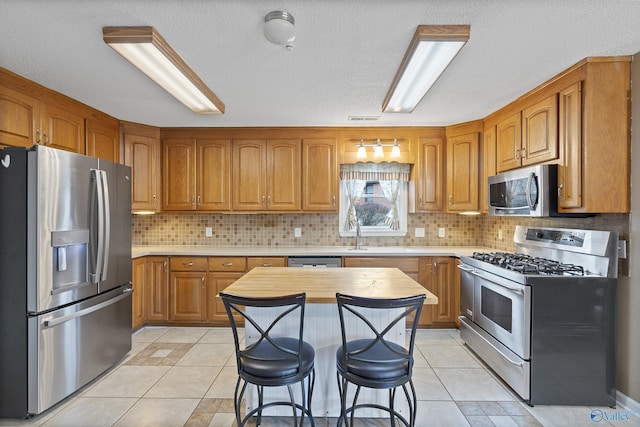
[267,139,300,211]
[41,103,85,154]
[246,257,287,270]
[0,85,39,148]
[232,140,267,210]
[417,137,444,211]
[420,257,459,327]
[482,126,497,213]
[86,118,119,162]
[207,272,244,323]
[522,94,558,166]
[197,139,231,210]
[132,258,146,329]
[558,82,582,210]
[123,125,161,212]
[496,112,521,172]
[169,271,207,321]
[146,257,169,321]
[302,138,337,211]
[163,139,196,210]
[446,133,479,212]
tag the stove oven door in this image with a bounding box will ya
[472,268,531,360]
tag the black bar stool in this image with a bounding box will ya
[335,292,426,427]
[220,292,316,427]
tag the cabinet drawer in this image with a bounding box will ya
[247,257,287,270]
[169,256,208,271]
[343,257,420,273]
[208,257,246,272]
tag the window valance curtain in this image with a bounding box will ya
[340,163,410,231]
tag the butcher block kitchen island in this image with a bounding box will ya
[220,267,437,418]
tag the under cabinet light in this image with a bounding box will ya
[382,25,470,113]
[103,26,225,114]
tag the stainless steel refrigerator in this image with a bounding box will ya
[0,145,133,418]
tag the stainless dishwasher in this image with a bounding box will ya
[287,256,342,268]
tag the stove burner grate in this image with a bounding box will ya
[471,252,585,276]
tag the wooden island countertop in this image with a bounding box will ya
[220,267,438,304]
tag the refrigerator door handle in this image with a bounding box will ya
[99,170,110,282]
[91,169,105,284]
[42,290,131,328]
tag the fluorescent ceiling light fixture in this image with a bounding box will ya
[103,26,225,114]
[382,25,470,113]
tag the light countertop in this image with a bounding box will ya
[132,245,495,258]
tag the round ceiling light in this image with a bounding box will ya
[264,10,295,48]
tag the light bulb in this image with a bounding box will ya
[357,141,367,159]
[391,140,401,158]
[374,140,384,157]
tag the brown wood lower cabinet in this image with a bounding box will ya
[208,272,244,323]
[169,271,207,322]
[343,256,459,328]
[419,257,460,328]
[131,258,146,330]
[145,257,169,322]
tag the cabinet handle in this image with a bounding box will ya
[558,183,564,200]
[521,147,526,159]
[43,132,49,145]
[332,195,336,207]
[433,262,437,274]
[449,195,453,206]
[267,195,271,207]
[152,195,156,207]
[36,129,41,144]
[183,262,194,267]
[197,195,201,206]
[163,261,167,272]
[262,196,265,207]
[191,195,195,207]
[201,276,205,289]
[222,262,233,267]
[420,194,423,205]
[515,149,520,160]
[261,263,272,267]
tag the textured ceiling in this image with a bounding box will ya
[2,0,640,128]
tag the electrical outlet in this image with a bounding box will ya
[294,227,302,238]
[618,240,627,259]
[415,227,425,238]
[438,227,445,238]
[205,227,213,237]
[498,229,503,240]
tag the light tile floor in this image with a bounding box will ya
[1,327,639,427]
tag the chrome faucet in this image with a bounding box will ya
[355,221,363,250]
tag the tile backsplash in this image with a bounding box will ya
[132,211,629,275]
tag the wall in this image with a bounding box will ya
[617,52,640,404]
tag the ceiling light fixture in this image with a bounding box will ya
[264,11,295,50]
[102,26,225,114]
[354,139,402,159]
[382,25,470,113]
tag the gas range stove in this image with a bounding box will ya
[462,226,619,282]
[470,251,586,276]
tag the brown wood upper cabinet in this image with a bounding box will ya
[446,131,479,212]
[123,122,161,212]
[163,138,231,211]
[0,85,84,153]
[496,94,558,172]
[85,117,119,163]
[481,125,497,213]
[232,139,300,211]
[302,138,337,211]
[416,137,445,211]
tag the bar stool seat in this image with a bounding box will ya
[242,337,315,379]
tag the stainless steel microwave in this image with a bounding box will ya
[488,164,557,217]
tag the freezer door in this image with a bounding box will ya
[30,147,99,312]
[27,287,132,415]
[96,160,132,293]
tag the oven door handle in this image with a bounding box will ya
[470,268,525,295]
[457,264,475,273]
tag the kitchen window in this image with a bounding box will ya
[338,163,410,237]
